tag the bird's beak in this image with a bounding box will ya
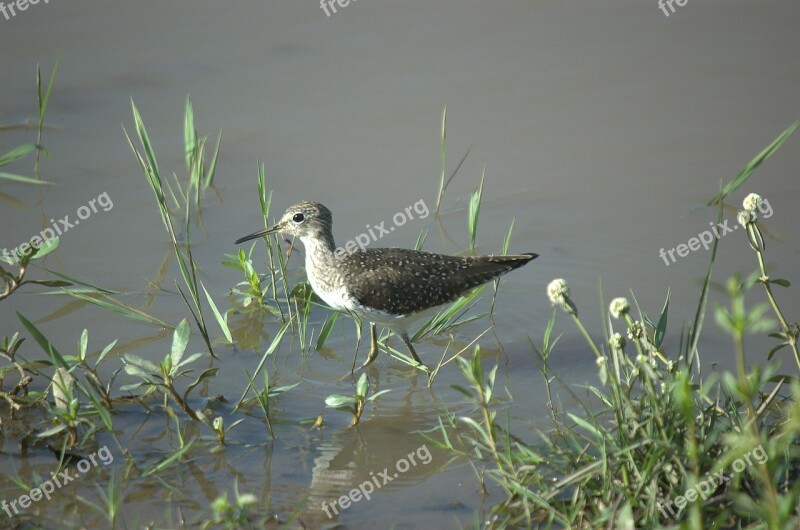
[234,222,285,244]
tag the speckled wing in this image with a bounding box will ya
[341,248,537,316]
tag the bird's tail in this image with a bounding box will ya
[483,252,538,270]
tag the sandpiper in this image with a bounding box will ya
[235,201,537,368]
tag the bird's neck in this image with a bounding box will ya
[301,231,338,273]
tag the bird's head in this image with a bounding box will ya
[235,201,333,245]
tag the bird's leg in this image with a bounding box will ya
[361,323,380,368]
[400,332,426,367]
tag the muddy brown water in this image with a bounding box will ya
[1,1,799,527]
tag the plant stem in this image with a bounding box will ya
[754,249,800,370]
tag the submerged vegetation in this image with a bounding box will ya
[1,62,799,528]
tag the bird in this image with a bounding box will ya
[235,201,537,369]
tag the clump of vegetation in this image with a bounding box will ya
[325,372,391,426]
[434,123,800,529]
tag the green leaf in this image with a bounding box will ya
[449,384,474,399]
[485,365,498,402]
[269,381,301,396]
[767,342,788,360]
[96,339,118,366]
[122,353,160,375]
[183,367,219,405]
[654,288,670,348]
[325,395,358,408]
[770,278,791,288]
[36,424,68,438]
[458,416,493,447]
[470,346,484,386]
[30,236,59,260]
[170,319,191,367]
[175,352,205,369]
[355,372,369,398]
[366,389,391,402]
[566,413,606,439]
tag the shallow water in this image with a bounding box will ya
[1,0,799,527]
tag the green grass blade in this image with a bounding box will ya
[654,288,670,348]
[414,228,428,251]
[689,188,724,367]
[0,144,44,167]
[141,439,196,477]
[707,121,798,205]
[17,311,67,367]
[315,311,339,351]
[63,289,171,328]
[36,266,119,294]
[204,130,223,188]
[183,95,197,172]
[435,104,447,214]
[201,280,233,343]
[37,56,59,128]
[468,166,485,251]
[0,172,51,185]
[502,217,516,255]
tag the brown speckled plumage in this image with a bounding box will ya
[340,248,535,316]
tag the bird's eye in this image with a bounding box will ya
[292,213,305,223]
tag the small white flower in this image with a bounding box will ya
[609,333,626,351]
[609,297,629,319]
[627,321,644,341]
[547,278,570,311]
[596,356,606,367]
[737,210,755,227]
[636,354,648,365]
[742,193,763,212]
[660,382,667,394]
[667,360,674,371]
